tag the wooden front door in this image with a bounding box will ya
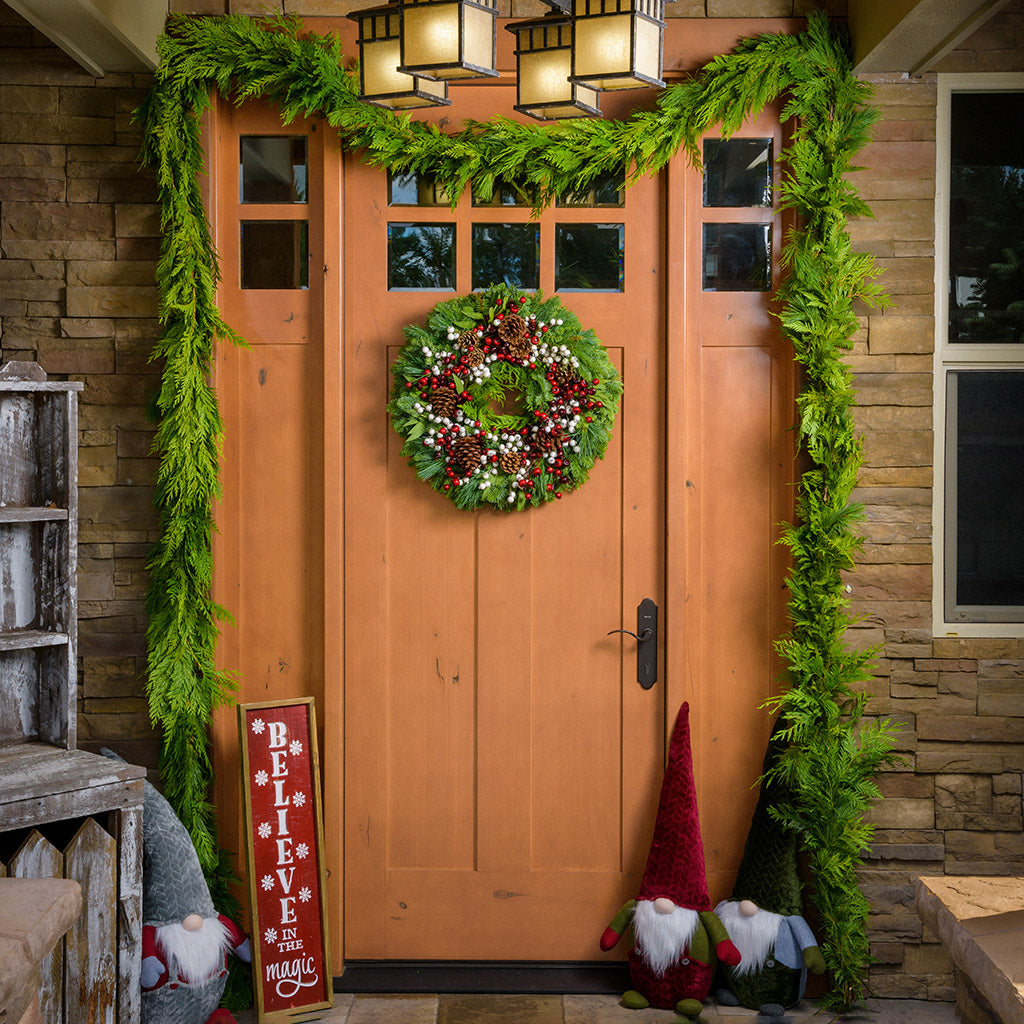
[208,18,796,972]
[342,84,667,962]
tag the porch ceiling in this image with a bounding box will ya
[4,0,1011,84]
[5,0,165,75]
[848,0,1013,72]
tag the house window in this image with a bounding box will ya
[935,76,1024,633]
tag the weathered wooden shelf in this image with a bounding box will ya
[0,629,70,652]
[0,744,145,829]
[0,506,69,523]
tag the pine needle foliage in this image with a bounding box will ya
[139,9,896,1006]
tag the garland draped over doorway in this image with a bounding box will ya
[137,11,899,1009]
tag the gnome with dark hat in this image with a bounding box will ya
[103,749,251,1024]
[713,721,825,1022]
[600,703,742,1018]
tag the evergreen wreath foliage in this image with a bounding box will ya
[388,285,622,510]
[138,9,897,1008]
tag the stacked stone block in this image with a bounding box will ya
[0,2,161,770]
[847,0,1024,999]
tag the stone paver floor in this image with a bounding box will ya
[236,994,959,1023]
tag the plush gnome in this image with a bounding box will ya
[103,750,251,1024]
[713,721,825,1021]
[600,702,742,1018]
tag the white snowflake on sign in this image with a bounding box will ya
[261,874,275,891]
[254,770,268,786]
[289,739,303,756]
[296,843,309,859]
[264,928,277,944]
[257,822,272,839]
[299,886,312,903]
[251,718,265,734]
[292,790,307,807]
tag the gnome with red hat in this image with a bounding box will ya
[600,703,741,1018]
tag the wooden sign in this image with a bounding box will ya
[239,699,332,1020]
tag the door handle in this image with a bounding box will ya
[607,597,657,689]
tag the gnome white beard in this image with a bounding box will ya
[632,901,699,976]
[154,916,230,984]
[714,900,784,977]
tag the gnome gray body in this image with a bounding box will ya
[104,750,240,1024]
[140,778,227,1024]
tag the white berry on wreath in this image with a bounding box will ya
[387,284,622,512]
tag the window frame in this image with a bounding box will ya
[933,72,1024,637]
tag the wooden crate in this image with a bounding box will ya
[0,363,145,1024]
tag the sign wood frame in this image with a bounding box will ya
[239,698,333,1021]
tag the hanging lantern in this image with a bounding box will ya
[506,17,601,120]
[349,5,451,108]
[569,0,666,91]
[397,0,499,81]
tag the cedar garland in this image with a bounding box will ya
[138,10,897,1008]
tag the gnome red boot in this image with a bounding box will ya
[600,703,742,1018]
[206,1009,237,1024]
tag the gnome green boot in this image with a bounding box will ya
[622,990,650,1010]
[675,998,703,1018]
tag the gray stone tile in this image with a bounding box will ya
[348,994,439,1023]
[437,994,563,1024]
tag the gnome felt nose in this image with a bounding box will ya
[653,898,676,915]
[182,914,204,932]
[739,900,759,917]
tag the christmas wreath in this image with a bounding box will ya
[388,285,622,511]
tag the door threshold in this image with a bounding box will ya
[336,961,631,994]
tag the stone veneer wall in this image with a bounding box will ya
[848,0,1024,999]
[3,0,1024,1000]
[0,2,162,770]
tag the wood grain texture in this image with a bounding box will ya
[9,830,65,1024]
[64,818,118,1024]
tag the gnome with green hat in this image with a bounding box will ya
[713,722,825,1021]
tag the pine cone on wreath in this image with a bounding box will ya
[499,451,523,473]
[452,435,484,471]
[458,329,479,350]
[498,313,527,345]
[508,336,531,360]
[464,345,485,368]
[431,388,460,419]
[554,362,576,387]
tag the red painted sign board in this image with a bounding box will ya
[239,699,332,1020]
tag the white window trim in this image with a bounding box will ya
[932,72,1024,638]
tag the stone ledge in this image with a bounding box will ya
[915,875,1024,1023]
[0,877,82,1021]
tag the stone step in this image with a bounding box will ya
[916,875,1024,1024]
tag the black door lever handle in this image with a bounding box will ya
[607,598,657,689]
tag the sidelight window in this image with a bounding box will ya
[935,78,1024,632]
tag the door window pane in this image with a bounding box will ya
[240,136,308,203]
[557,170,625,207]
[555,223,624,291]
[472,223,539,290]
[389,171,450,206]
[240,221,309,289]
[388,223,456,290]
[946,370,1024,619]
[948,92,1024,344]
[703,138,772,207]
[472,180,537,207]
[702,223,770,291]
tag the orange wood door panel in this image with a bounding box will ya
[342,84,667,960]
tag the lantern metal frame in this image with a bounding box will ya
[505,16,602,120]
[568,0,667,92]
[349,4,452,109]
[396,0,500,82]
